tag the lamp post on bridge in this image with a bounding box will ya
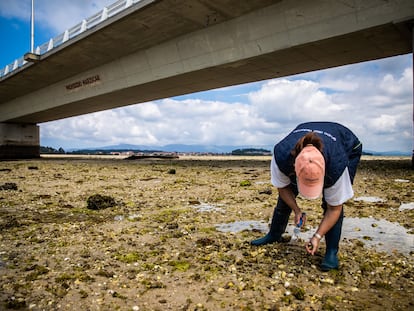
[24,0,40,63]
[31,0,34,53]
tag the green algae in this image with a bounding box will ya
[169,260,191,272]
[240,180,252,186]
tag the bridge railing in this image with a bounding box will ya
[0,0,141,79]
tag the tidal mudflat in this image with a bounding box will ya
[0,155,413,310]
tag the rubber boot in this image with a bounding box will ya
[320,208,344,271]
[251,197,292,246]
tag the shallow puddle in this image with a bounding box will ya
[399,202,414,211]
[342,217,413,255]
[354,196,414,211]
[191,202,225,213]
[216,217,413,255]
[215,220,269,233]
[354,196,385,203]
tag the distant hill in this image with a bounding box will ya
[363,150,411,156]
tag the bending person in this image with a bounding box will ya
[251,122,362,271]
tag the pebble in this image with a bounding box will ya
[320,277,334,285]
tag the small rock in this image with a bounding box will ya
[189,200,201,205]
[0,182,18,190]
[87,194,116,210]
[259,188,272,195]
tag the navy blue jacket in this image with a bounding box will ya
[274,122,361,188]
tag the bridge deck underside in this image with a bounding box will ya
[0,0,412,124]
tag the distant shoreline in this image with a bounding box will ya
[39,154,411,161]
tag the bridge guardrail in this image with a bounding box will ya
[0,0,141,79]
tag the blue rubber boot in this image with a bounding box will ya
[251,197,291,246]
[321,208,344,271]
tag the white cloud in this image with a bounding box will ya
[39,55,412,152]
[0,1,31,20]
[380,68,412,98]
[326,60,413,151]
[0,0,115,33]
[320,79,358,92]
[248,79,345,126]
[41,97,279,148]
[367,115,398,134]
[36,0,115,34]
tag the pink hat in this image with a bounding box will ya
[295,145,325,199]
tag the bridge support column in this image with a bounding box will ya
[0,123,40,159]
[412,24,414,169]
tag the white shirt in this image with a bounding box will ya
[270,156,354,206]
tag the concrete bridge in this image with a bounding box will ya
[0,0,413,158]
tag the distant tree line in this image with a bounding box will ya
[40,146,65,154]
[231,148,271,156]
[362,151,373,156]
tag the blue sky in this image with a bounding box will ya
[0,0,413,153]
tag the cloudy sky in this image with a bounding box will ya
[0,1,413,153]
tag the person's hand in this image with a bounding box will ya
[306,236,320,255]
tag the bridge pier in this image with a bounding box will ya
[412,23,414,169]
[0,123,40,159]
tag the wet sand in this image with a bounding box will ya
[0,155,413,310]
